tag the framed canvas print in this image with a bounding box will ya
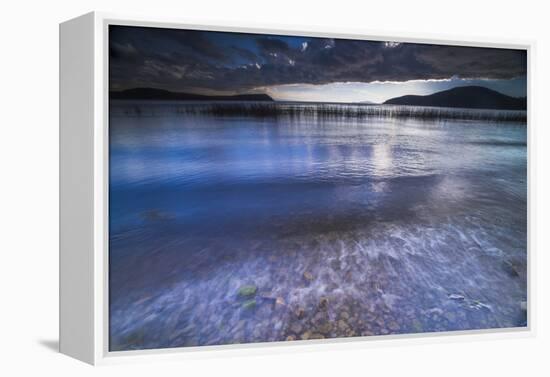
[59,12,532,365]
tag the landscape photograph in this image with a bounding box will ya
[108,25,527,351]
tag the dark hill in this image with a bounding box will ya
[384,86,526,110]
[110,87,274,102]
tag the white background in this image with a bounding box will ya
[0,0,548,374]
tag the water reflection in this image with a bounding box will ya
[372,143,394,178]
[109,102,527,351]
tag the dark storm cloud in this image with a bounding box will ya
[414,45,527,79]
[110,41,139,61]
[256,37,292,54]
[231,45,257,62]
[109,25,527,93]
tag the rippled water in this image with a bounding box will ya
[109,101,527,351]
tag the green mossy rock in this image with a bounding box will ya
[242,299,257,310]
[237,285,257,298]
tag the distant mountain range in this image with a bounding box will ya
[111,86,526,111]
[110,87,274,102]
[384,86,526,110]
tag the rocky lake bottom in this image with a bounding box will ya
[108,101,527,350]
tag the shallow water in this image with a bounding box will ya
[108,101,527,351]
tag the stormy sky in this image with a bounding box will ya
[109,25,527,103]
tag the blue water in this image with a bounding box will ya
[109,101,527,351]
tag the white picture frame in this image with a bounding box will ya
[59,11,535,365]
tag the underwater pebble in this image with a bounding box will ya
[290,323,303,334]
[295,307,305,319]
[301,331,312,340]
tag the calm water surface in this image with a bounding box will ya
[109,101,527,350]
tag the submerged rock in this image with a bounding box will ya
[294,307,305,319]
[309,333,325,340]
[317,321,332,334]
[318,297,329,310]
[301,331,312,340]
[237,285,257,298]
[275,297,286,306]
[311,311,326,325]
[337,319,349,332]
[242,299,257,310]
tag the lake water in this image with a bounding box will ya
[108,101,527,351]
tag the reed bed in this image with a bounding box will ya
[111,101,527,123]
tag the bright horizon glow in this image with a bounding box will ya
[251,77,527,104]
